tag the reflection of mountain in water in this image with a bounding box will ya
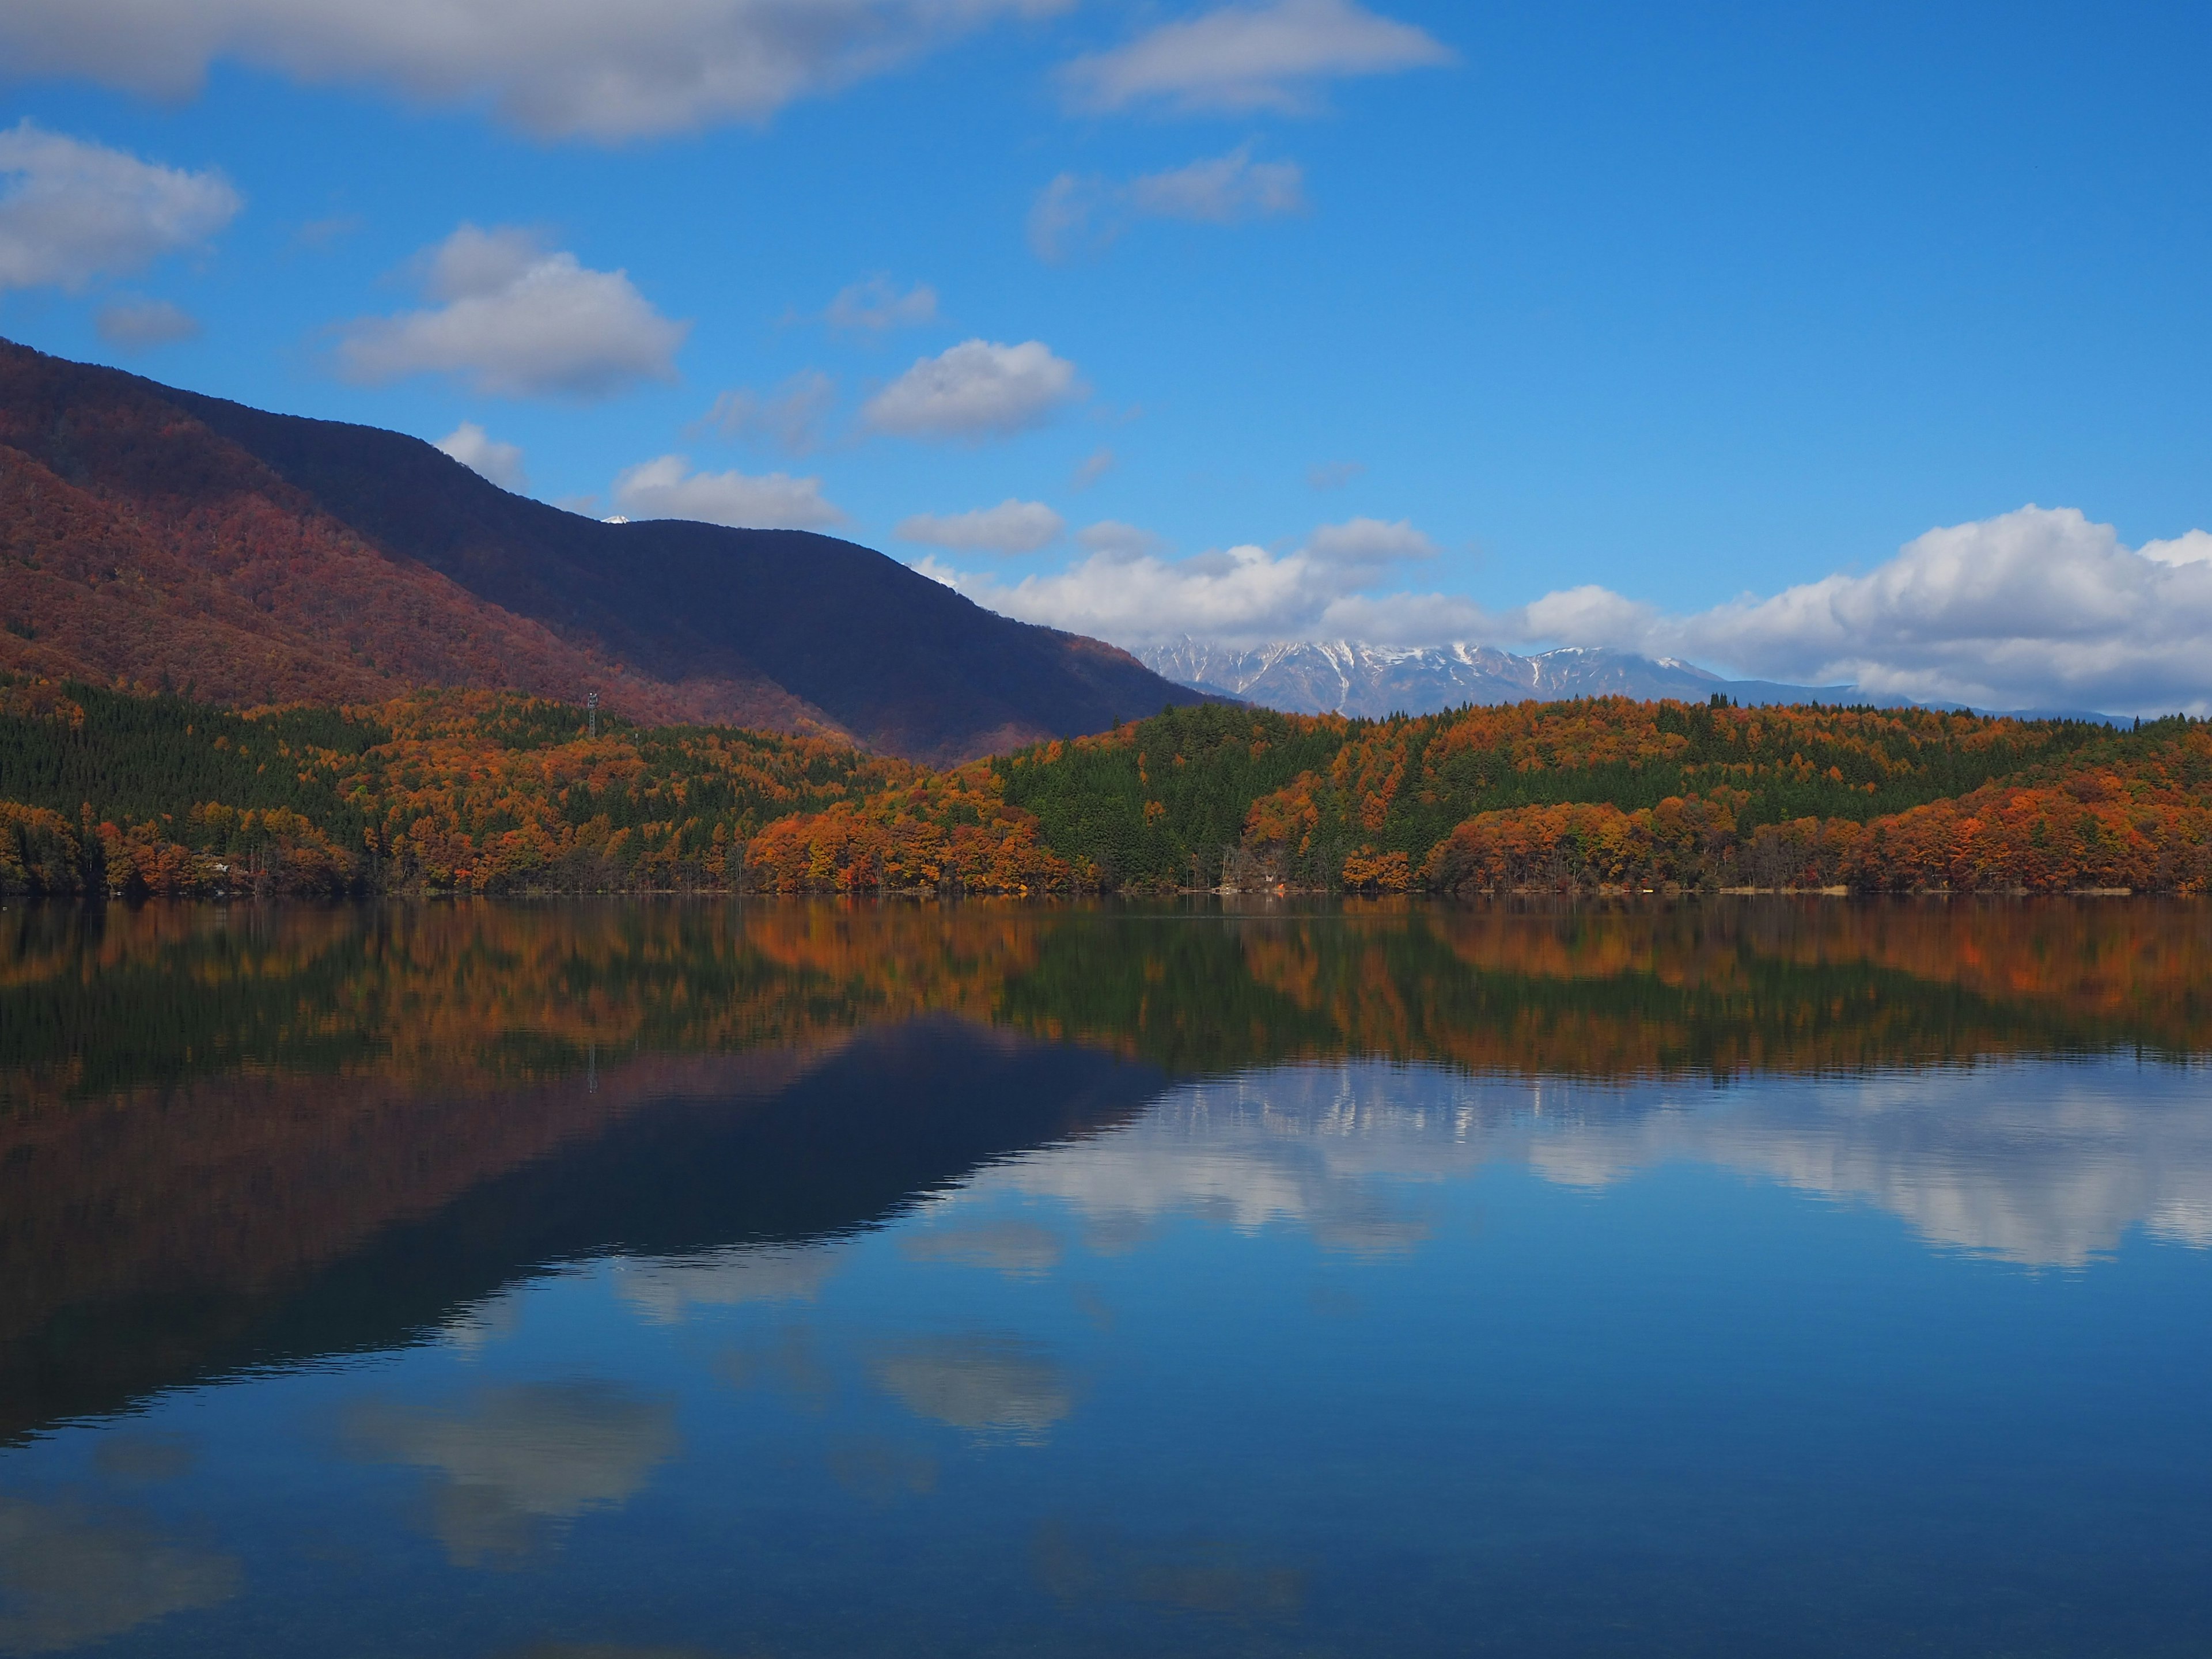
[0,1018,1166,1444]
[979,1060,2212,1268]
[4,897,2210,1442]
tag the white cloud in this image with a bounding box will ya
[693,368,836,453]
[1071,446,1116,490]
[933,515,1445,646]
[94,296,201,347]
[1307,459,1364,490]
[863,338,1084,440]
[897,498,1065,554]
[824,274,937,331]
[1059,0,1453,115]
[0,121,239,293]
[1512,506,2212,716]
[2142,529,2212,567]
[1030,146,1305,260]
[612,453,846,529]
[0,0,1073,143]
[1076,519,1163,556]
[940,499,2212,715]
[334,223,687,399]
[1305,516,1435,566]
[434,421,529,491]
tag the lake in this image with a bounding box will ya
[2,898,2209,1657]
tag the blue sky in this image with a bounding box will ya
[3,1,2210,712]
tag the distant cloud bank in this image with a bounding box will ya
[926,505,2212,717]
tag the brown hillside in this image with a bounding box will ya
[0,340,1203,760]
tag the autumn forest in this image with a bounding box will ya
[3,673,2210,898]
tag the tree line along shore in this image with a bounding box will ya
[2,675,2208,899]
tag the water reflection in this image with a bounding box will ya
[975,1059,2212,1267]
[870,1335,1074,1443]
[0,899,2209,1654]
[0,1497,236,1653]
[346,1382,679,1567]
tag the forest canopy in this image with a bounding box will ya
[1,675,2207,897]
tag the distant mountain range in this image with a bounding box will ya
[1137,639,1853,718]
[0,339,1202,763]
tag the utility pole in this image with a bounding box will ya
[588,691,599,738]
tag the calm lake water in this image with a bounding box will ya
[2,898,2210,1657]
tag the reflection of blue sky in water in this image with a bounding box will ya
[3,1052,2209,1654]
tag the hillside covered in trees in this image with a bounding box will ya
[3,676,2208,897]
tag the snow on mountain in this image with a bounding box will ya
[1135,638,1851,718]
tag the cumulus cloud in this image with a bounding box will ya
[611,453,846,529]
[931,515,1443,646]
[823,274,937,332]
[940,500,2212,714]
[863,338,1083,440]
[94,296,201,347]
[897,498,1065,554]
[0,120,239,293]
[1514,506,2212,717]
[334,223,687,399]
[0,0,1073,143]
[1075,518,1164,556]
[1059,0,1453,115]
[692,368,836,454]
[435,421,529,491]
[1030,146,1305,260]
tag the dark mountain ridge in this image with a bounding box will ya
[0,339,1203,762]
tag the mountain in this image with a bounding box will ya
[1137,638,1853,718]
[0,339,1203,763]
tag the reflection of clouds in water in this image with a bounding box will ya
[825,1435,939,1505]
[616,1244,843,1325]
[872,1334,1073,1444]
[988,1069,1448,1259]
[92,1432,195,1484]
[0,1496,237,1653]
[442,1289,525,1356]
[968,1059,2212,1269]
[1034,1519,1304,1622]
[496,1646,721,1658]
[346,1382,677,1566]
[897,1216,1064,1278]
[717,1325,834,1406]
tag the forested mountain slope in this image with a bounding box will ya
[0,339,1201,762]
[5,678,2207,897]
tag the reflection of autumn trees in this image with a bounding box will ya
[5,900,2209,1109]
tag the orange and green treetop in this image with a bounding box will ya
[2,673,2209,896]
